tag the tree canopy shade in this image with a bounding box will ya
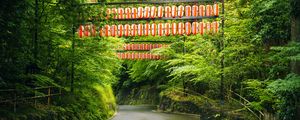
[0,0,299,120]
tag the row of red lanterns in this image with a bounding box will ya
[78,21,219,37]
[117,53,162,60]
[119,44,168,51]
[106,4,219,19]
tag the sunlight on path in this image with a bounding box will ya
[111,105,199,120]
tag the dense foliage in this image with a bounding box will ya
[0,0,121,119]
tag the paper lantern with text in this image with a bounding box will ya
[199,5,205,17]
[132,7,138,19]
[178,5,184,18]
[185,5,192,17]
[172,23,177,35]
[206,22,212,33]
[185,22,192,35]
[118,8,124,19]
[118,24,123,37]
[111,8,117,19]
[78,25,84,38]
[84,25,90,37]
[165,23,171,36]
[124,24,130,37]
[145,44,149,50]
[144,6,150,18]
[171,6,177,18]
[212,21,219,33]
[134,53,138,59]
[192,22,198,35]
[165,6,171,18]
[104,25,110,37]
[111,25,117,37]
[199,22,205,35]
[158,23,164,36]
[178,22,184,35]
[99,27,105,37]
[91,25,96,37]
[131,24,137,36]
[206,5,213,16]
[121,53,125,59]
[125,7,131,19]
[151,23,157,36]
[192,5,198,17]
[106,8,111,19]
[214,3,219,16]
[138,24,143,36]
[144,23,150,36]
[138,7,144,18]
[150,6,157,18]
[158,6,163,18]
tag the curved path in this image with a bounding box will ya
[111,105,199,120]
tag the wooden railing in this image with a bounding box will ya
[0,86,62,112]
[228,90,264,120]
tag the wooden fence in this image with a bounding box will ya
[0,86,62,112]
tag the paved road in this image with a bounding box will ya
[111,105,199,120]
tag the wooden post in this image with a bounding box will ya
[14,92,17,113]
[47,87,51,105]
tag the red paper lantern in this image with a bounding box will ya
[165,6,171,18]
[145,44,149,50]
[158,6,163,18]
[192,5,198,17]
[212,21,219,33]
[138,24,143,36]
[106,8,111,19]
[185,22,192,35]
[214,3,219,16]
[111,25,117,37]
[199,5,205,17]
[124,24,131,37]
[91,25,96,37]
[111,8,117,19]
[171,6,177,18]
[118,8,124,19]
[178,5,184,18]
[121,53,125,59]
[131,24,137,36]
[118,24,123,37]
[132,8,138,19]
[138,7,144,18]
[150,6,157,18]
[104,25,110,37]
[125,7,131,19]
[151,23,157,36]
[192,22,198,35]
[178,22,184,35]
[158,23,164,36]
[99,27,104,37]
[84,25,90,37]
[165,23,171,36]
[206,22,212,33]
[206,5,213,16]
[78,25,84,38]
[135,53,138,60]
[144,6,150,18]
[185,5,192,17]
[199,22,205,35]
[172,23,177,35]
[144,23,150,36]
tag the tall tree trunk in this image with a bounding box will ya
[291,0,300,74]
